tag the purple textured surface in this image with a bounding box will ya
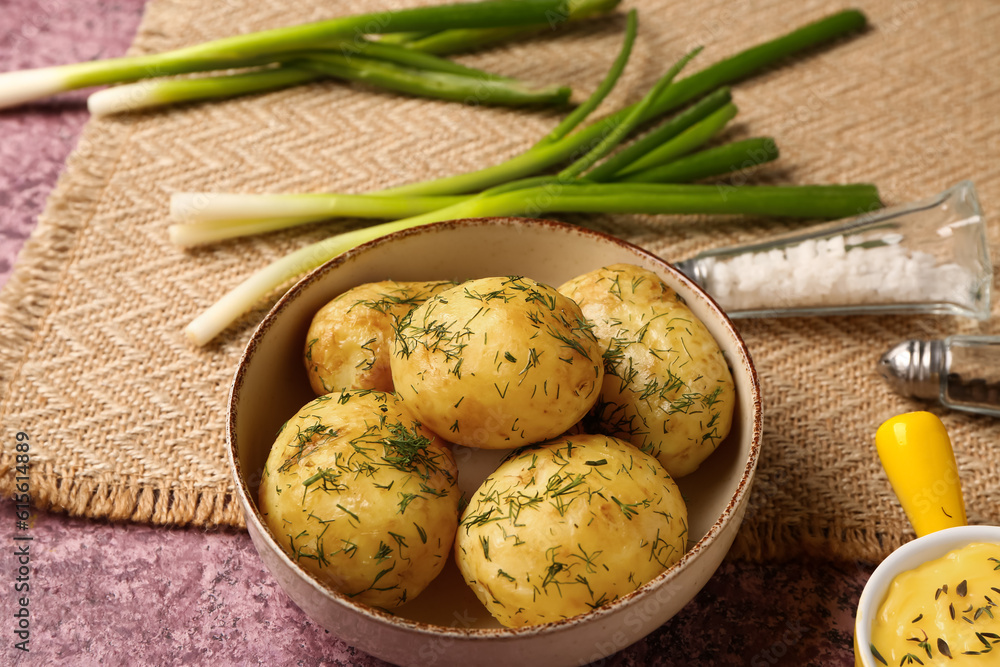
[0,1,872,664]
[0,503,870,666]
[0,0,142,286]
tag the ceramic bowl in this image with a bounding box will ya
[227,217,762,666]
[854,524,1000,667]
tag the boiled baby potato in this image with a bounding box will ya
[305,280,455,394]
[455,433,689,627]
[258,389,460,608]
[559,264,735,477]
[390,276,604,449]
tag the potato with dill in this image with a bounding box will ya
[305,280,456,394]
[559,264,735,478]
[390,275,604,449]
[258,389,460,608]
[455,433,688,627]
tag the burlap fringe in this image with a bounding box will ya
[729,520,903,564]
[0,459,246,528]
[0,453,247,528]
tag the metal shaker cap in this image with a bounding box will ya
[877,339,946,400]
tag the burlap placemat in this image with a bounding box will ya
[1,0,998,562]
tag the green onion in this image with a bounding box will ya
[87,42,533,116]
[298,53,571,106]
[402,0,622,55]
[170,192,467,224]
[557,45,702,180]
[535,7,637,145]
[614,102,738,176]
[536,182,880,218]
[168,192,466,247]
[477,175,579,197]
[356,183,883,229]
[619,137,779,183]
[376,31,441,46]
[583,87,733,181]
[185,233,370,346]
[169,21,676,247]
[377,8,868,197]
[337,39,516,79]
[641,9,867,120]
[0,0,572,109]
[180,9,874,345]
[182,182,879,345]
[170,216,342,248]
[88,65,322,116]
[167,136,779,246]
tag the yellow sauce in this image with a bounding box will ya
[870,542,1000,665]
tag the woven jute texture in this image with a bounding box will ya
[1,0,998,562]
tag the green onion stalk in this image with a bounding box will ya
[610,102,738,176]
[0,0,577,109]
[400,0,623,54]
[296,53,571,106]
[169,135,783,246]
[181,9,873,345]
[182,182,879,345]
[375,8,868,197]
[86,40,565,116]
[535,4,639,146]
[582,87,733,181]
[86,65,323,116]
[558,45,705,180]
[169,193,467,246]
[171,8,646,242]
[620,137,779,184]
[172,8,864,229]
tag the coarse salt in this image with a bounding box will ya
[696,233,974,312]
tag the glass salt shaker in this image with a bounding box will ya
[674,180,992,320]
[878,335,1000,417]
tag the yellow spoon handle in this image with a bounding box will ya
[874,411,967,537]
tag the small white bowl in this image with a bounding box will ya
[854,524,1000,667]
[227,217,762,666]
